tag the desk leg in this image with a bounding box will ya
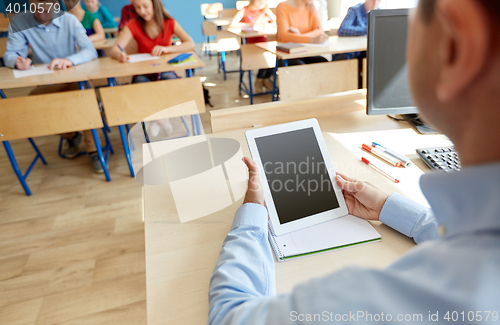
[271,57,279,102]
[221,51,227,81]
[119,125,135,178]
[91,129,111,181]
[248,71,254,105]
[0,89,6,99]
[3,141,32,196]
[186,69,193,78]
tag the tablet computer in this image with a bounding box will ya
[245,119,348,236]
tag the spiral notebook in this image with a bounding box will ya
[269,214,381,262]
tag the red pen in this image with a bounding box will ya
[361,157,400,183]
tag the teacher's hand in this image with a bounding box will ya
[335,173,389,221]
[242,157,266,207]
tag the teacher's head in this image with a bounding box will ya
[407,0,500,165]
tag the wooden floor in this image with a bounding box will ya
[0,50,270,324]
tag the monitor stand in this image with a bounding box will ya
[403,114,440,135]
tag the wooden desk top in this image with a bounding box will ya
[93,38,117,50]
[0,60,99,90]
[206,18,232,28]
[143,108,453,325]
[255,36,367,60]
[87,52,205,80]
[227,27,277,39]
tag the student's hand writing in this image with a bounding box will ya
[15,56,32,70]
[310,33,328,44]
[151,45,169,57]
[116,52,129,63]
[242,157,266,207]
[48,58,74,70]
[335,173,389,221]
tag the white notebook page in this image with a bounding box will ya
[270,214,381,260]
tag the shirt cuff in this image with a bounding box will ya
[231,203,269,232]
[379,193,428,238]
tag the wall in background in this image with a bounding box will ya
[1,0,238,43]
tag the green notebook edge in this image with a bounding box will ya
[279,237,382,261]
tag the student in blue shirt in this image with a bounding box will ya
[5,6,101,172]
[338,0,381,37]
[208,0,500,323]
[83,0,117,29]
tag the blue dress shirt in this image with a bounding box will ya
[338,3,368,37]
[209,162,500,324]
[4,13,98,69]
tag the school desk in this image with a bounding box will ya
[0,60,98,92]
[255,36,368,100]
[87,51,205,81]
[206,17,232,31]
[143,90,453,324]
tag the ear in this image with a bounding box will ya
[434,0,490,102]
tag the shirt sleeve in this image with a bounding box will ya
[338,7,367,37]
[276,4,312,43]
[379,193,438,244]
[207,203,446,325]
[208,203,276,325]
[65,15,98,66]
[4,26,28,69]
[98,6,117,28]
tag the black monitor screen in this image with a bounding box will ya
[367,9,418,115]
[254,128,340,225]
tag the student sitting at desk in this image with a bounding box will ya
[83,0,117,29]
[5,4,101,172]
[229,0,276,93]
[207,0,500,323]
[119,0,137,31]
[109,0,194,82]
[67,0,105,43]
[276,0,329,65]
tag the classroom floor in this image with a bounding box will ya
[0,50,269,324]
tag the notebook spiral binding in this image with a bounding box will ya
[268,223,284,260]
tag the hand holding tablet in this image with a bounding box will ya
[245,119,349,236]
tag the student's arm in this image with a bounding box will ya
[151,21,195,57]
[109,26,133,62]
[89,18,105,42]
[64,14,98,67]
[335,174,438,244]
[229,9,246,28]
[276,4,324,43]
[338,7,367,36]
[98,6,117,28]
[4,27,31,69]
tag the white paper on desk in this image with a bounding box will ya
[300,41,333,47]
[13,65,54,78]
[127,54,160,63]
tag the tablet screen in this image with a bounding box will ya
[255,127,340,225]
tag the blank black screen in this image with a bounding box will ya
[372,14,414,111]
[255,128,340,225]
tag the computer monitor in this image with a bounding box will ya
[366,8,438,134]
[367,8,415,115]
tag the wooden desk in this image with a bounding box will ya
[255,36,367,60]
[227,27,277,41]
[0,60,99,90]
[143,107,453,324]
[206,18,232,31]
[87,52,205,80]
[93,38,117,50]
